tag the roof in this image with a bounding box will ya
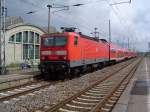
[5,16,57,34]
[6,23,46,33]
[5,16,24,27]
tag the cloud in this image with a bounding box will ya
[110,0,150,51]
[6,0,109,36]
[6,0,150,51]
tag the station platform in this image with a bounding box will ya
[0,68,40,91]
[0,68,39,89]
[7,67,39,75]
[113,57,150,112]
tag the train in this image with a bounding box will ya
[39,27,137,79]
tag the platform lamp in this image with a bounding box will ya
[46,3,85,34]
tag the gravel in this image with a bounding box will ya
[0,60,133,112]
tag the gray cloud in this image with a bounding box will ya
[6,0,150,51]
[6,0,109,36]
[110,0,150,51]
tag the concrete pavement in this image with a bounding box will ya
[113,57,150,112]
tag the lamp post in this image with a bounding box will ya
[108,19,111,62]
[0,0,6,75]
[46,4,70,34]
[47,5,52,33]
[46,3,85,34]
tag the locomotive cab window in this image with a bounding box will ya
[74,36,78,45]
[42,37,67,46]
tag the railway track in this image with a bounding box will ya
[0,59,132,104]
[0,80,56,102]
[34,58,141,112]
[0,73,41,91]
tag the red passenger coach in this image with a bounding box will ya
[39,28,136,79]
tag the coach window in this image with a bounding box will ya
[74,36,78,45]
[110,49,116,53]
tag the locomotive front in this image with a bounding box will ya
[39,34,69,76]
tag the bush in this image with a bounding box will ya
[7,62,19,68]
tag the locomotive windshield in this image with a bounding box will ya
[42,37,67,46]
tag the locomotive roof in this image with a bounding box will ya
[79,34,99,42]
[41,32,110,44]
[42,32,100,42]
[41,32,67,37]
[41,32,134,53]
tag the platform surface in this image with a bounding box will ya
[113,57,150,112]
[127,57,150,112]
[0,68,39,83]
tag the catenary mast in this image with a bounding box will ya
[0,0,6,74]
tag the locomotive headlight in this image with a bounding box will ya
[55,50,67,55]
[63,56,67,59]
[41,51,51,55]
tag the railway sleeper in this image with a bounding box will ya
[101,99,118,112]
[77,97,100,102]
[101,107,111,112]
[69,101,95,108]
[58,108,79,112]
[90,88,110,92]
[85,91,106,96]
[75,98,99,104]
[72,100,97,105]
[78,96,102,103]
[81,94,104,99]
[61,103,92,111]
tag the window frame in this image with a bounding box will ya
[23,31,28,43]
[42,36,67,46]
[9,35,15,43]
[16,32,22,43]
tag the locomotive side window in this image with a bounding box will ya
[110,49,116,53]
[74,36,78,45]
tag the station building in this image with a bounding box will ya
[5,16,56,66]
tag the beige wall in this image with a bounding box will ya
[15,44,22,62]
[6,44,15,64]
[5,24,45,65]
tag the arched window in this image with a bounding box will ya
[16,32,22,43]
[35,45,39,59]
[29,31,34,43]
[35,33,39,44]
[23,31,28,43]
[8,31,41,60]
[9,35,15,42]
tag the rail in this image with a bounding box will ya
[34,58,141,112]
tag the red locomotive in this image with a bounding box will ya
[39,28,136,79]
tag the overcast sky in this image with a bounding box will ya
[6,0,150,52]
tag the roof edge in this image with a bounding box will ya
[6,23,47,33]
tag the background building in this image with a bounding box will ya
[5,16,56,66]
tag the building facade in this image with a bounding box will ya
[4,17,56,66]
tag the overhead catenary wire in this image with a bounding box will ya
[53,13,93,33]
[105,0,136,48]
[18,0,108,38]
[111,1,137,40]
[113,5,137,49]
